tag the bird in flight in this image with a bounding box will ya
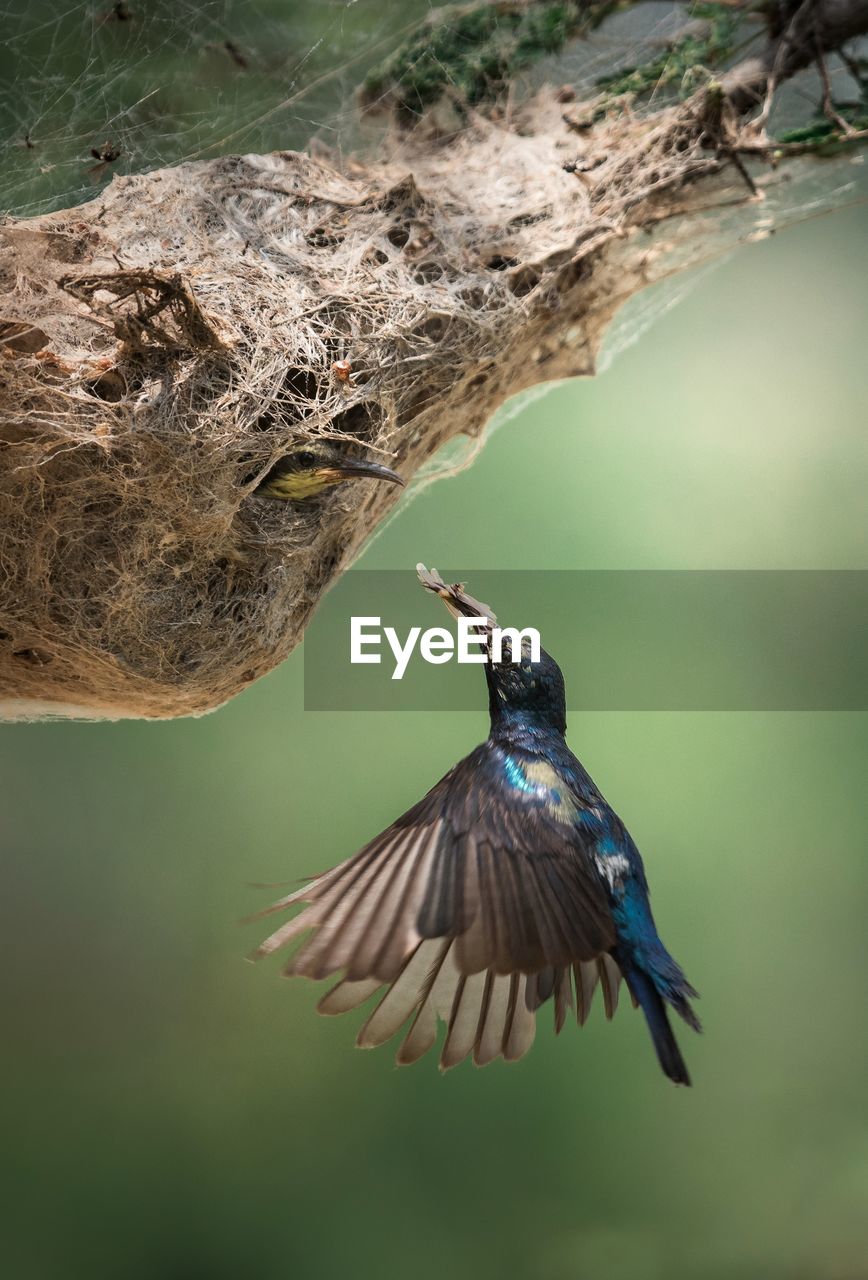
[252,567,700,1083]
[256,443,404,502]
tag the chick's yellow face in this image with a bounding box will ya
[257,446,403,502]
[263,465,336,500]
[258,448,336,500]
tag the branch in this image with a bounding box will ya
[725,0,868,111]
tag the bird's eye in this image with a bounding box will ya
[297,450,316,468]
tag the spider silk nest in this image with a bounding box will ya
[0,84,791,719]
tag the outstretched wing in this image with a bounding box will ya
[252,743,625,1068]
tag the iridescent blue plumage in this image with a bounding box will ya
[484,646,700,1083]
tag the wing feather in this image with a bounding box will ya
[473,973,511,1065]
[395,942,452,1065]
[598,954,623,1019]
[370,824,443,979]
[288,833,405,978]
[553,966,574,1033]
[344,827,430,980]
[504,977,537,1061]
[441,971,489,1070]
[357,940,438,1047]
[318,976,382,1015]
[254,741,629,1068]
[396,942,462,1063]
[574,960,600,1026]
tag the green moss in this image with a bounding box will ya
[596,4,738,102]
[360,0,616,117]
[777,100,868,153]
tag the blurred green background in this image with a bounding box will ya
[2,4,868,1279]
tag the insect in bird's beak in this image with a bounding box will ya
[417,564,496,627]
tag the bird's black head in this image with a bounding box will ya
[417,567,568,738]
[485,637,567,737]
[257,443,404,502]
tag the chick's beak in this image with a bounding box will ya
[322,459,405,488]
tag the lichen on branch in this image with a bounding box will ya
[360,0,616,117]
[595,3,739,101]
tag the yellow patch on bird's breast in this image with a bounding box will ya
[512,758,579,824]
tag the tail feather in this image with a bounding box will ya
[624,965,693,1087]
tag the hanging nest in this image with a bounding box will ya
[0,15,864,719]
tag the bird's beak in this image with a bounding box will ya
[320,459,405,488]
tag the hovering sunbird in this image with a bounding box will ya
[252,567,700,1083]
[256,443,404,501]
